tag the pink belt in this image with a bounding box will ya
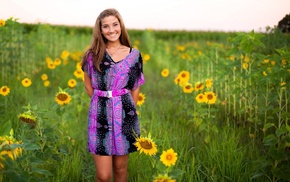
[94,89,130,98]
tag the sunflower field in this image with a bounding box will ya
[1,18,290,182]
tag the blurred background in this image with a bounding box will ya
[1,0,290,32]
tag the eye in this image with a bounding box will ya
[113,23,119,26]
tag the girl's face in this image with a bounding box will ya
[101,15,121,42]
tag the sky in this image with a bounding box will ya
[0,0,289,32]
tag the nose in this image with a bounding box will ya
[109,26,114,32]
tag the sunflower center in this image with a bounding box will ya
[58,93,68,101]
[138,96,143,101]
[3,88,7,92]
[166,154,173,160]
[140,140,153,150]
[19,116,36,126]
[207,94,213,100]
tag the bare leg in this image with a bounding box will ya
[113,155,129,182]
[93,155,113,182]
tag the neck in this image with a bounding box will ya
[107,42,121,49]
[106,44,122,56]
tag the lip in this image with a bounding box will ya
[108,33,118,37]
[107,32,119,40]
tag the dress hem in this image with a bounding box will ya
[87,150,137,156]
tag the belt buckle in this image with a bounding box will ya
[107,91,112,98]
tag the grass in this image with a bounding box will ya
[1,19,290,181]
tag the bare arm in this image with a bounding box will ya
[84,72,93,97]
[131,87,140,106]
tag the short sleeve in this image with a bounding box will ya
[82,53,92,78]
[131,52,145,90]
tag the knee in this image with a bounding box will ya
[113,163,128,175]
[96,173,112,182]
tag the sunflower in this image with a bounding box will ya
[174,75,187,87]
[55,90,71,105]
[181,53,190,60]
[204,91,217,104]
[134,136,157,156]
[44,80,50,87]
[74,69,84,79]
[205,79,213,88]
[0,86,10,96]
[41,74,48,81]
[21,78,32,87]
[46,57,53,64]
[153,174,176,182]
[68,79,77,88]
[161,69,169,77]
[281,58,286,66]
[60,50,70,60]
[280,81,286,90]
[70,51,82,61]
[54,58,62,66]
[0,19,6,27]
[0,145,22,161]
[76,62,82,69]
[0,155,4,169]
[263,59,269,64]
[195,82,204,91]
[18,111,37,126]
[183,83,194,93]
[137,93,145,106]
[160,148,178,167]
[242,62,248,70]
[47,62,56,69]
[134,40,140,46]
[178,71,190,83]
[195,93,206,103]
[271,60,275,66]
[0,151,14,161]
[243,56,250,62]
[142,53,150,63]
[0,135,22,162]
[174,77,181,85]
[176,45,185,51]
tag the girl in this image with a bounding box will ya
[81,8,144,182]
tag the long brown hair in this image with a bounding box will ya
[81,8,132,71]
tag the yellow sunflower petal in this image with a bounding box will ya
[55,90,72,105]
[160,148,178,167]
[134,136,157,156]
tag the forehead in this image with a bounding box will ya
[101,15,119,25]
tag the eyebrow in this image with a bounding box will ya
[102,21,119,26]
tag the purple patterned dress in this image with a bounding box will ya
[82,48,144,156]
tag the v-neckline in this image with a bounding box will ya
[107,48,133,63]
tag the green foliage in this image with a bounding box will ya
[1,18,290,181]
